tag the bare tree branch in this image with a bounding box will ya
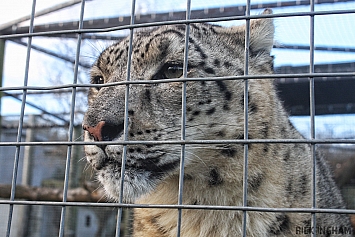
[0,184,107,202]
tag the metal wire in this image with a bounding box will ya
[5,0,36,236]
[242,0,251,236]
[1,0,352,37]
[115,1,136,236]
[1,9,354,39]
[309,0,317,235]
[176,1,191,236]
[1,72,354,93]
[1,138,355,147]
[58,1,86,236]
[1,199,355,215]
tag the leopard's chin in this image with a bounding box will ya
[97,165,160,203]
[88,144,182,202]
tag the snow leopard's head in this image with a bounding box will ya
[82,9,274,202]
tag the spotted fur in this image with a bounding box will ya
[83,9,352,237]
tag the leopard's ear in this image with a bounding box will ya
[249,9,274,55]
[221,9,274,55]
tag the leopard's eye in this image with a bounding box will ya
[164,65,183,79]
[153,63,184,80]
[93,76,104,84]
[91,75,104,91]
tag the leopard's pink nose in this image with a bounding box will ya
[83,121,124,141]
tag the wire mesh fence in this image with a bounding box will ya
[0,0,355,236]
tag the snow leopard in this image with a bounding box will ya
[82,9,352,237]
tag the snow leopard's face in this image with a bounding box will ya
[82,12,274,202]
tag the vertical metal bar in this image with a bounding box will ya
[5,1,36,236]
[0,39,5,136]
[309,0,316,236]
[18,114,35,236]
[176,1,191,236]
[58,0,85,236]
[115,0,136,236]
[242,1,251,236]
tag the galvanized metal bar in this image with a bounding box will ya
[242,1,251,236]
[4,88,87,96]
[1,0,353,36]
[274,44,355,53]
[0,39,5,136]
[176,1,191,236]
[1,71,353,93]
[58,0,86,236]
[1,138,355,147]
[1,9,354,39]
[115,0,136,236]
[0,199,354,215]
[5,0,37,236]
[309,0,317,235]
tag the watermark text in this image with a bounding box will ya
[295,226,353,235]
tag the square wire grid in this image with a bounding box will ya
[0,0,355,237]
